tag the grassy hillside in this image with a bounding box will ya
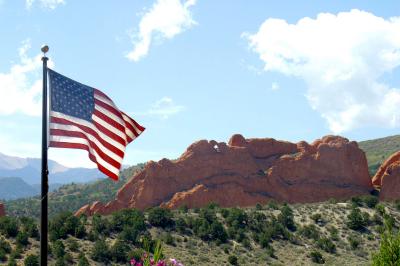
[359,135,400,176]
[5,164,144,218]
[0,198,399,265]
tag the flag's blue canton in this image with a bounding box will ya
[49,69,95,122]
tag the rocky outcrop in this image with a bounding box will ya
[0,203,6,217]
[76,135,373,216]
[372,151,400,200]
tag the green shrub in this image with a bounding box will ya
[299,224,320,240]
[16,231,29,246]
[226,208,248,229]
[372,224,400,265]
[66,238,79,252]
[24,254,39,266]
[162,232,175,246]
[327,226,339,241]
[0,217,19,237]
[52,240,65,259]
[77,252,90,266]
[395,200,400,211]
[49,212,82,241]
[347,207,367,231]
[361,195,379,208]
[7,258,17,266]
[91,239,110,263]
[127,248,145,261]
[0,249,6,262]
[317,237,336,253]
[91,214,110,236]
[0,237,11,254]
[348,234,361,250]
[111,209,146,233]
[375,204,386,216]
[309,250,325,264]
[110,239,129,263]
[228,255,238,265]
[19,217,39,239]
[278,204,296,231]
[147,207,174,228]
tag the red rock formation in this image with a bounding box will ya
[75,135,373,216]
[0,203,6,217]
[372,151,400,200]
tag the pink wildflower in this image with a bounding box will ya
[156,260,166,266]
[130,259,137,265]
[170,258,177,265]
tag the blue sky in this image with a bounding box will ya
[0,0,399,168]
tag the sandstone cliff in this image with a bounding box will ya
[76,135,373,216]
[372,151,400,200]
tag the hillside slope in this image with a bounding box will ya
[359,135,400,175]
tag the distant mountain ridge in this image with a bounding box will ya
[0,152,105,185]
[0,177,62,200]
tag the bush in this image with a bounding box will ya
[347,234,361,250]
[127,248,145,261]
[52,240,65,259]
[20,217,39,239]
[0,217,19,237]
[7,258,17,266]
[91,214,110,236]
[0,237,11,254]
[278,204,296,231]
[226,208,248,229]
[91,239,110,263]
[0,249,6,262]
[372,224,400,265]
[49,212,82,241]
[147,207,174,228]
[361,195,379,208]
[162,232,175,246]
[77,252,90,266]
[16,231,29,246]
[317,237,336,253]
[228,255,238,265]
[299,224,320,240]
[111,209,146,233]
[309,250,325,264]
[24,254,39,266]
[395,200,400,211]
[66,238,79,252]
[347,207,367,231]
[110,239,129,263]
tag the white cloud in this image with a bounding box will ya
[26,0,65,9]
[144,97,185,119]
[126,0,197,62]
[0,40,54,116]
[271,82,280,91]
[244,9,400,133]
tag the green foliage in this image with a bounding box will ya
[0,249,6,262]
[77,252,90,266]
[372,223,400,265]
[309,250,325,264]
[278,204,296,231]
[91,214,110,236]
[127,248,145,261]
[66,238,79,252]
[24,254,39,266]
[0,216,19,237]
[49,211,83,241]
[361,195,379,208]
[310,213,325,226]
[147,207,174,228]
[395,200,400,211]
[317,237,336,253]
[226,208,248,229]
[228,255,238,265]
[299,224,320,240]
[0,237,11,254]
[347,234,361,250]
[52,240,65,259]
[91,239,110,263]
[19,217,39,239]
[347,207,367,231]
[111,209,145,232]
[192,208,228,243]
[16,231,29,246]
[7,258,17,266]
[110,239,129,263]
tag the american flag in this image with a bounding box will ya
[48,69,145,180]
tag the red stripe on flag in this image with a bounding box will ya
[50,129,122,169]
[95,99,124,120]
[50,116,125,156]
[49,141,119,180]
[93,110,125,132]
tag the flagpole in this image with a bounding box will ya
[40,45,49,266]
